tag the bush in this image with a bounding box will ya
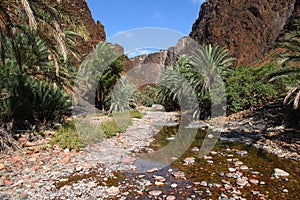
[0,68,71,130]
[100,119,124,138]
[129,110,143,119]
[50,122,83,151]
[224,65,278,114]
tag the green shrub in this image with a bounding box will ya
[50,122,83,151]
[224,65,278,114]
[129,110,143,119]
[100,119,124,138]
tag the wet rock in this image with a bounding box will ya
[191,147,200,152]
[273,168,289,177]
[155,181,165,186]
[249,179,259,185]
[204,155,213,160]
[228,168,236,172]
[200,181,208,187]
[207,134,214,139]
[236,178,248,187]
[207,160,214,164]
[147,167,159,173]
[149,190,162,196]
[218,172,225,177]
[240,165,249,170]
[184,157,195,165]
[234,161,243,166]
[166,195,176,200]
[153,175,166,182]
[236,150,247,156]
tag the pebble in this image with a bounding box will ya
[154,175,166,182]
[204,155,213,160]
[273,168,289,177]
[236,178,248,187]
[191,147,200,152]
[236,150,248,156]
[249,179,259,185]
[200,181,208,187]
[171,183,178,188]
[283,189,289,193]
[234,161,243,166]
[166,195,176,200]
[155,181,165,186]
[207,160,214,164]
[149,190,162,196]
[228,168,236,172]
[207,134,214,139]
[218,172,225,177]
[251,171,260,175]
[0,163,5,171]
[260,181,265,185]
[147,168,159,173]
[106,186,120,196]
[240,165,249,170]
[184,157,195,165]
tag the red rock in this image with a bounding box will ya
[28,157,37,162]
[32,165,39,171]
[26,151,34,155]
[62,156,70,163]
[23,175,30,180]
[4,179,13,185]
[25,141,36,147]
[0,163,5,171]
[20,193,29,198]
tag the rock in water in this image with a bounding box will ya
[273,168,289,177]
[149,190,162,196]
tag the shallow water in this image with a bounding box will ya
[142,124,300,199]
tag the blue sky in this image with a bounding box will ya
[86,0,205,38]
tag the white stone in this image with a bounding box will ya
[273,168,289,177]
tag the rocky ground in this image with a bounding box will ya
[0,105,299,199]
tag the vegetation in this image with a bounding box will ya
[109,77,137,112]
[158,45,235,118]
[224,65,278,113]
[50,122,83,151]
[275,17,300,110]
[100,119,124,138]
[78,42,126,111]
[129,110,143,119]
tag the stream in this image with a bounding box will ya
[122,121,300,199]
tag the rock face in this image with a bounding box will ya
[190,0,298,66]
[60,0,106,56]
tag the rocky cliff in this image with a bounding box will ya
[190,0,298,66]
[60,0,106,56]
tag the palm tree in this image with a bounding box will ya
[0,0,88,72]
[190,44,236,93]
[274,17,300,109]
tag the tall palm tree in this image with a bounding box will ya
[274,17,300,109]
[190,44,236,93]
[0,0,88,72]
